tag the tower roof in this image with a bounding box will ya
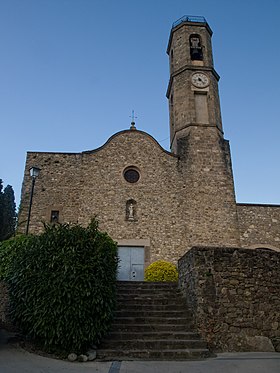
[172,15,210,31]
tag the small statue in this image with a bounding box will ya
[128,203,134,220]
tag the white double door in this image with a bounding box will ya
[117,246,144,281]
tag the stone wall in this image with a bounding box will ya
[237,203,280,251]
[177,128,240,249]
[18,129,240,265]
[178,246,280,352]
[18,151,83,234]
[18,130,185,264]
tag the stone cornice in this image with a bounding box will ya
[166,65,220,98]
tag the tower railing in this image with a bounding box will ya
[172,15,207,29]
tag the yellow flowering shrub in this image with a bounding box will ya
[144,260,178,282]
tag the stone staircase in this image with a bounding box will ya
[97,281,213,360]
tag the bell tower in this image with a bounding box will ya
[167,16,223,153]
[167,16,241,249]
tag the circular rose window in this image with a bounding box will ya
[124,168,140,183]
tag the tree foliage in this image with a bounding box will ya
[6,219,118,354]
[0,180,16,241]
[0,235,31,281]
[144,260,178,282]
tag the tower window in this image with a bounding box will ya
[170,49,174,68]
[50,210,59,223]
[170,94,174,127]
[190,34,203,61]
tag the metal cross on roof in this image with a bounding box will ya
[129,110,137,130]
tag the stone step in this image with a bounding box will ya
[97,348,212,360]
[117,281,178,291]
[116,297,186,305]
[110,323,196,332]
[113,316,193,324]
[100,338,207,350]
[117,284,179,290]
[116,303,188,311]
[117,293,183,304]
[107,331,201,340]
[116,289,180,294]
[98,281,212,360]
[116,290,181,298]
[117,281,178,289]
[115,309,190,318]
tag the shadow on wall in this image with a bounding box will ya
[247,245,280,252]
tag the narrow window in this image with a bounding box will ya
[170,94,174,127]
[170,49,174,68]
[190,34,203,61]
[50,210,59,223]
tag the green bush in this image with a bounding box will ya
[6,219,118,354]
[144,260,178,282]
[0,235,32,281]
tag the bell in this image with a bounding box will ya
[191,48,201,60]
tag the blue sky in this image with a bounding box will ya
[0,0,279,206]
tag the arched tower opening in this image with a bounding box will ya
[189,34,203,61]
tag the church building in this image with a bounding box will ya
[18,16,280,281]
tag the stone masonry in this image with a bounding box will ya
[18,125,244,264]
[18,17,280,266]
[237,203,280,250]
[178,247,280,352]
[19,131,184,264]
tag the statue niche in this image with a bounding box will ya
[126,199,137,221]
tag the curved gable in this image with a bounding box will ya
[82,129,177,158]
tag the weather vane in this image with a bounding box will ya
[129,110,137,130]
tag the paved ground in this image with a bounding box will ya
[1,329,280,373]
[120,354,280,373]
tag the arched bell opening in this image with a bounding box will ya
[189,34,203,61]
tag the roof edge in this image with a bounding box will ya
[167,19,213,55]
[83,129,177,157]
[26,129,177,158]
[237,203,280,208]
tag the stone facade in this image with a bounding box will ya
[237,204,280,250]
[178,247,280,352]
[18,17,280,265]
[18,124,245,264]
[19,131,185,263]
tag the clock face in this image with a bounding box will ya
[191,73,209,88]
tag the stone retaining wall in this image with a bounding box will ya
[178,246,280,352]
